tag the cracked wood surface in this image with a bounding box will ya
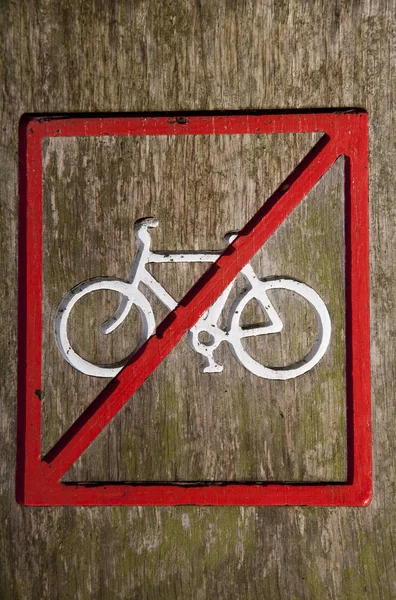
[1,0,395,598]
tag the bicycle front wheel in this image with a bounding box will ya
[227,279,331,380]
[54,277,156,378]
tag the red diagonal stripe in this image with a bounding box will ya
[43,133,340,483]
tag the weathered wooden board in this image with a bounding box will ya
[41,132,346,485]
[1,0,395,597]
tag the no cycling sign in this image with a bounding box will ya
[17,111,371,506]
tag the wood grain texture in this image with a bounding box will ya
[41,133,346,484]
[1,0,395,598]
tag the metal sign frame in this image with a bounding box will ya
[17,111,371,506]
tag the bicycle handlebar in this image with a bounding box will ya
[134,217,159,233]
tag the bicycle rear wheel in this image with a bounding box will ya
[227,278,331,380]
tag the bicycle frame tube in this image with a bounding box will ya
[148,250,220,263]
[138,249,222,312]
[139,270,178,311]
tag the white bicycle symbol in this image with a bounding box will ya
[54,217,331,380]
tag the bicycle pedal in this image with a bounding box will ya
[200,363,224,374]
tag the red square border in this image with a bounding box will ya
[17,111,371,506]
